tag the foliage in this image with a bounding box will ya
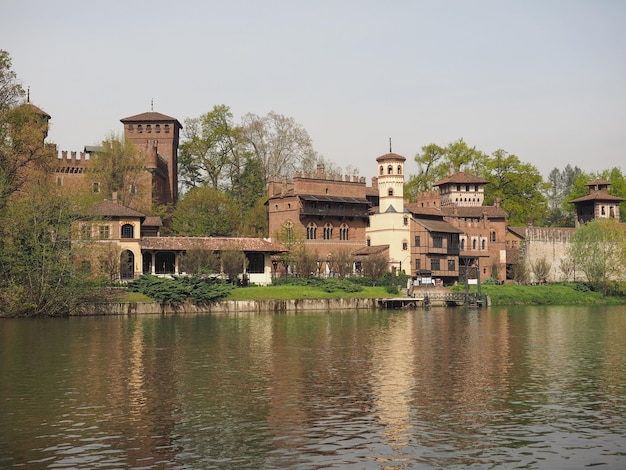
[508,258,529,284]
[569,218,626,295]
[126,274,232,305]
[85,134,145,209]
[179,249,220,275]
[220,250,247,283]
[268,276,363,294]
[360,253,389,284]
[329,248,355,278]
[292,247,319,278]
[171,186,240,236]
[543,164,582,226]
[530,257,551,282]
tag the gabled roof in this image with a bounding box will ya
[414,219,464,234]
[142,216,163,227]
[405,203,443,217]
[120,111,182,129]
[507,226,526,239]
[141,237,287,253]
[88,200,146,219]
[434,172,489,186]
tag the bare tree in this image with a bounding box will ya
[531,257,552,283]
[361,253,388,285]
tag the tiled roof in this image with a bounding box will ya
[415,219,464,234]
[586,178,610,187]
[376,152,406,162]
[507,226,526,238]
[405,203,443,216]
[442,206,507,218]
[141,237,287,253]
[142,216,163,227]
[569,192,625,203]
[434,172,489,186]
[17,102,51,119]
[120,111,182,128]
[298,195,370,205]
[89,200,146,219]
[353,245,389,256]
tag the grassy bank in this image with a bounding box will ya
[117,280,626,306]
[452,282,626,306]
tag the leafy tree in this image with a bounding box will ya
[481,149,548,226]
[508,258,529,284]
[171,186,239,236]
[85,134,145,209]
[179,105,240,191]
[330,248,354,278]
[569,218,626,294]
[179,249,220,275]
[240,197,269,237]
[361,253,388,285]
[543,164,583,226]
[292,247,318,278]
[241,111,318,185]
[221,250,247,284]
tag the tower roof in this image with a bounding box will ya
[434,171,489,186]
[376,152,406,163]
[120,111,182,129]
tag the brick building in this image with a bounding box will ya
[267,164,370,274]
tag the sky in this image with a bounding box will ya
[2,0,625,180]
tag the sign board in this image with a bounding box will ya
[468,279,478,285]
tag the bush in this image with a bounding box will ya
[126,274,232,306]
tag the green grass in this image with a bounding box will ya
[226,285,390,301]
[451,282,626,306]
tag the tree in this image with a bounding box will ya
[361,253,388,285]
[508,258,529,284]
[293,247,318,278]
[178,105,241,191]
[543,164,583,226]
[179,249,220,275]
[481,149,548,226]
[85,134,145,209]
[569,218,626,294]
[241,111,318,184]
[221,250,247,284]
[330,248,354,278]
[531,257,551,283]
[171,186,240,236]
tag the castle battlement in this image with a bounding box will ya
[57,150,90,162]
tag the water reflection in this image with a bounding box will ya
[1,306,625,468]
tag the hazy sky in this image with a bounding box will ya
[3,0,625,179]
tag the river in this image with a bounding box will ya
[1,305,625,469]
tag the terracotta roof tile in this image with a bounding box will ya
[141,237,287,253]
[376,152,406,162]
[434,172,489,186]
[353,245,389,256]
[120,111,182,128]
[89,200,146,219]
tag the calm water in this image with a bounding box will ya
[1,306,625,469]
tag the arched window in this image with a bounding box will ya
[403,216,408,226]
[339,223,349,240]
[120,250,135,280]
[388,188,393,196]
[284,221,294,242]
[481,239,486,250]
[490,230,496,242]
[387,165,393,175]
[460,238,466,250]
[323,223,333,240]
[397,165,402,174]
[472,238,477,250]
[307,223,317,240]
[380,166,384,175]
[366,237,371,246]
[121,224,134,239]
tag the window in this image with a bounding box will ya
[403,216,408,226]
[431,259,440,271]
[247,253,264,274]
[155,124,161,133]
[481,238,486,250]
[285,221,294,243]
[130,184,137,194]
[137,124,143,133]
[380,166,384,175]
[415,235,420,247]
[490,230,496,242]
[339,224,349,240]
[121,224,134,239]
[146,124,152,133]
[415,259,421,270]
[92,182,100,193]
[80,224,91,240]
[460,237,466,250]
[402,241,408,250]
[307,223,317,240]
[388,188,394,196]
[388,165,393,175]
[128,124,134,133]
[433,236,443,248]
[323,223,333,240]
[99,225,110,239]
[367,238,371,246]
[472,238,477,250]
[397,165,402,175]
[448,259,456,271]
[164,124,170,133]
[56,176,63,187]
